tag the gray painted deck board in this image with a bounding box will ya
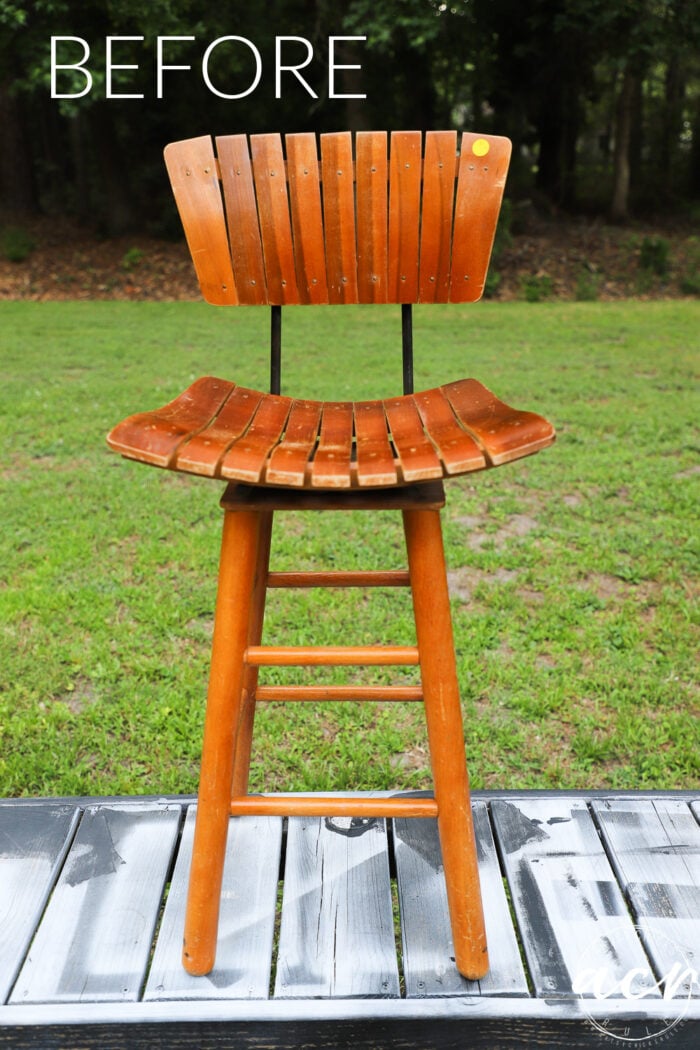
[592,798,700,997]
[274,816,400,998]
[490,797,661,999]
[145,808,282,1001]
[0,793,698,1047]
[393,803,528,997]
[0,802,79,1004]
[10,803,181,1004]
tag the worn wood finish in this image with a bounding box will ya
[2,794,698,1050]
[216,134,267,306]
[255,685,422,702]
[286,133,328,304]
[250,134,299,305]
[491,798,663,999]
[388,130,422,302]
[321,132,358,304]
[230,796,439,819]
[356,131,389,303]
[274,816,399,998]
[0,803,79,1003]
[393,804,528,997]
[419,131,457,304]
[592,798,700,997]
[11,803,181,1004]
[109,378,554,488]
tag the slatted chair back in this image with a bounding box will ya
[164,130,510,309]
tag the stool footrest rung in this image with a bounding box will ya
[255,684,423,701]
[245,645,420,666]
[267,570,411,588]
[229,794,438,818]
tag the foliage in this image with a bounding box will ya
[0,226,35,261]
[639,235,671,276]
[1,299,698,797]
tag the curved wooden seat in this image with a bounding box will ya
[107,376,554,489]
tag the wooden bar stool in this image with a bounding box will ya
[107,130,555,981]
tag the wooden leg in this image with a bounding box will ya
[231,510,273,798]
[403,507,489,980]
[182,507,262,976]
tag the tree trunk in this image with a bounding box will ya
[610,66,638,221]
[0,80,38,215]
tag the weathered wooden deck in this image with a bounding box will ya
[1,792,698,1048]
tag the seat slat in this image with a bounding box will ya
[219,394,292,484]
[216,135,268,306]
[264,399,323,486]
[250,134,299,305]
[388,131,422,303]
[321,132,359,304]
[442,378,556,466]
[107,376,235,468]
[419,131,458,304]
[356,131,388,304]
[174,385,264,476]
[383,396,444,483]
[310,401,355,488]
[450,133,512,303]
[286,133,329,305]
[164,136,238,306]
[413,387,486,475]
[353,400,398,486]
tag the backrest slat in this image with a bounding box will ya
[164,136,238,306]
[387,131,422,303]
[450,132,512,303]
[356,131,388,304]
[419,130,458,304]
[216,135,267,306]
[250,134,299,305]
[320,132,359,304]
[286,133,329,305]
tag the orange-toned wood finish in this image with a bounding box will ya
[110,127,557,987]
[163,130,512,306]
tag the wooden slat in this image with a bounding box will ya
[163,137,237,305]
[264,399,322,487]
[216,134,268,305]
[593,799,700,997]
[286,132,329,304]
[255,684,422,701]
[250,134,299,305]
[0,803,79,1004]
[394,804,528,997]
[218,395,291,484]
[388,130,422,303]
[413,387,486,475]
[356,131,388,303]
[450,133,512,303]
[174,385,263,476]
[383,396,444,483]
[245,645,420,667]
[106,377,235,468]
[311,401,355,489]
[442,378,555,466]
[274,816,400,997]
[145,808,282,1001]
[231,797,438,819]
[11,804,181,1004]
[491,798,661,999]
[418,131,458,304]
[353,400,398,487]
[320,132,358,304]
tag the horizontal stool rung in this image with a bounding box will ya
[230,795,438,818]
[245,645,420,666]
[255,684,423,701]
[267,570,411,588]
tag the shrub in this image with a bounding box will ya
[639,236,670,276]
[1,227,35,262]
[521,274,553,302]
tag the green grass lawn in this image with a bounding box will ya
[1,300,698,798]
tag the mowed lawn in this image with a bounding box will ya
[0,299,697,798]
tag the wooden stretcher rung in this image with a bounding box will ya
[266,570,411,588]
[229,795,439,818]
[255,684,423,702]
[245,645,420,667]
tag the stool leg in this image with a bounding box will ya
[403,507,489,980]
[231,510,273,798]
[183,507,262,976]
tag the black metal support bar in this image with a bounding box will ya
[401,303,414,395]
[270,305,282,395]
